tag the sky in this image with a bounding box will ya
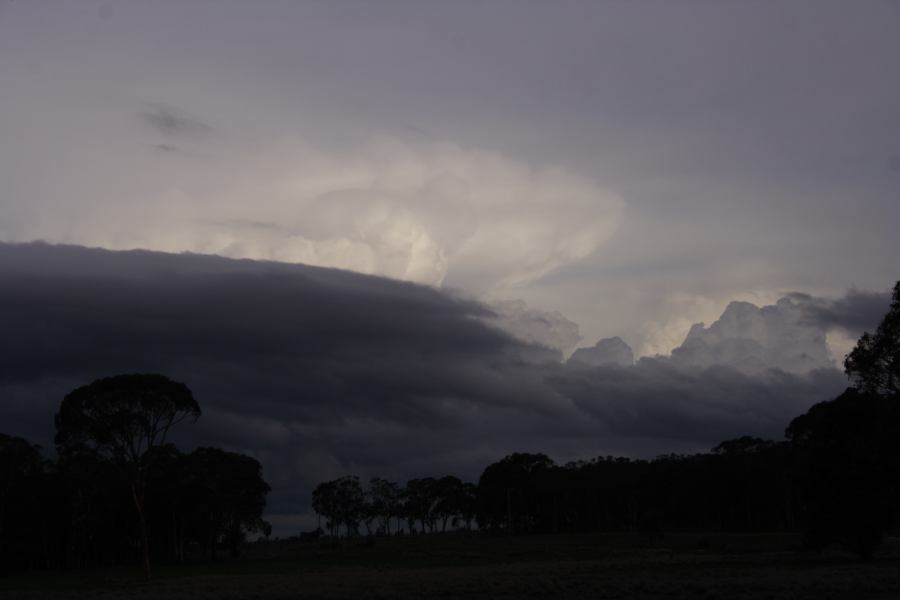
[2,0,898,355]
[1,1,898,532]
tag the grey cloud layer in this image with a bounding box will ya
[0,243,856,529]
[786,289,893,335]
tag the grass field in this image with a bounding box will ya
[3,532,900,599]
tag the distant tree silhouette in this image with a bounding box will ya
[312,475,365,537]
[404,477,438,533]
[403,476,476,533]
[457,482,478,530]
[428,476,463,532]
[368,478,402,534]
[712,436,778,456]
[845,281,900,397]
[54,374,200,579]
[311,476,478,537]
[259,519,273,540]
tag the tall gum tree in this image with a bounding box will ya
[55,374,200,580]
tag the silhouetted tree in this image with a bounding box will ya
[784,283,900,558]
[430,476,465,532]
[368,478,402,534]
[54,374,200,579]
[457,482,478,530]
[180,447,270,558]
[845,281,900,397]
[404,478,439,533]
[312,476,365,537]
[258,519,272,541]
[787,389,900,558]
[477,453,555,533]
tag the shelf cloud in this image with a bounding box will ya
[0,243,861,528]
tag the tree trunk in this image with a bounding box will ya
[130,481,151,580]
[209,517,218,561]
[176,515,185,563]
[230,521,241,558]
[172,513,179,563]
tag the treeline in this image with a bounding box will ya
[312,394,900,559]
[312,396,900,560]
[476,386,900,555]
[476,439,795,536]
[311,475,478,537]
[0,375,270,576]
[312,282,900,559]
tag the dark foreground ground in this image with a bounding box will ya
[3,532,900,599]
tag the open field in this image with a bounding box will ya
[3,533,900,599]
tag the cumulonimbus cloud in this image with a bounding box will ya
[194,137,624,291]
[4,131,623,293]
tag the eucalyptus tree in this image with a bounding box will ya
[368,478,402,534]
[845,281,900,397]
[181,447,270,558]
[312,475,366,537]
[404,478,439,533]
[55,374,200,579]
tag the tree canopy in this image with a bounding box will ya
[844,281,900,397]
[55,374,201,463]
[178,447,271,559]
[54,374,201,579]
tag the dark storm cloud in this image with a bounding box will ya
[0,243,848,528]
[556,360,845,445]
[139,103,211,138]
[0,241,535,405]
[787,289,892,334]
